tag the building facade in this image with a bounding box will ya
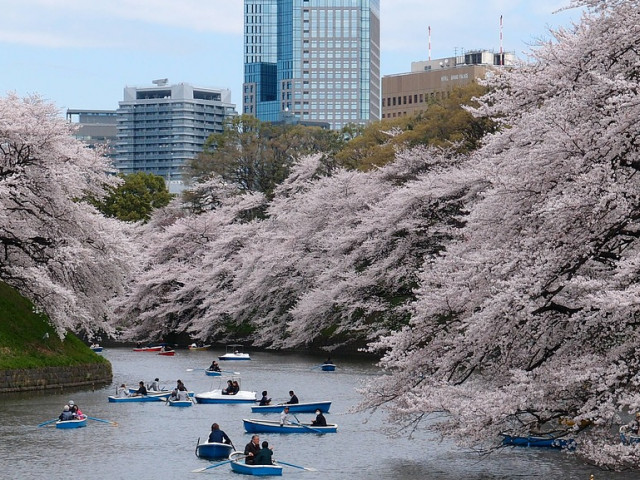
[66,109,118,155]
[114,80,237,188]
[243,0,380,130]
[382,50,515,119]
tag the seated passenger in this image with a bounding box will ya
[59,405,74,421]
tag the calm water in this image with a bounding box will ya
[0,348,636,480]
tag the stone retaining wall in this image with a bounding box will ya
[0,363,112,393]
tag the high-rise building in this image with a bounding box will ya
[114,80,237,190]
[243,0,380,130]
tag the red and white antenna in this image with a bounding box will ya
[499,15,503,65]
[428,25,431,61]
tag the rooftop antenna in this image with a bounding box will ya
[499,15,503,66]
[428,26,431,61]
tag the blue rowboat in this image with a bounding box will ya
[168,398,193,407]
[251,401,331,414]
[229,452,282,476]
[108,392,171,403]
[195,389,257,404]
[205,369,222,377]
[243,418,337,434]
[321,363,336,371]
[90,345,103,352]
[501,433,576,449]
[195,440,234,460]
[620,426,640,445]
[56,417,87,429]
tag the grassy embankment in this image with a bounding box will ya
[0,282,107,370]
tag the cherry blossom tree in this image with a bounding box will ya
[363,0,640,469]
[0,93,134,337]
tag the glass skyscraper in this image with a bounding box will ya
[243,0,380,130]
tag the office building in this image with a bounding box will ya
[243,0,380,130]
[66,109,118,156]
[114,80,237,189]
[382,50,515,119]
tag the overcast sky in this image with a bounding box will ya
[0,0,584,112]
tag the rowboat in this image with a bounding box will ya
[132,345,163,352]
[205,369,222,376]
[168,398,193,407]
[195,389,257,404]
[251,401,331,414]
[127,388,194,397]
[108,392,171,403]
[158,349,175,356]
[56,417,87,429]
[195,439,234,460]
[501,433,576,449]
[620,426,640,445]
[243,418,337,434]
[321,363,336,371]
[229,451,283,476]
[219,344,251,361]
[89,344,103,352]
[188,344,211,351]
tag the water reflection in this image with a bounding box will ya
[0,348,636,480]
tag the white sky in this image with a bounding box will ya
[0,0,584,112]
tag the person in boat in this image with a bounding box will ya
[323,357,332,364]
[243,435,261,465]
[132,381,148,396]
[148,378,160,391]
[286,390,299,404]
[624,413,640,435]
[231,380,240,394]
[311,409,327,427]
[169,388,180,401]
[280,406,292,426]
[69,401,84,419]
[259,390,271,406]
[208,360,221,372]
[208,423,233,445]
[253,441,274,465]
[176,379,187,391]
[118,383,130,397]
[222,380,234,395]
[59,405,74,422]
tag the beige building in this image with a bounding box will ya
[382,50,515,119]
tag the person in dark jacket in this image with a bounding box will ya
[133,381,148,396]
[259,391,271,406]
[253,441,274,465]
[58,405,74,421]
[311,409,327,426]
[244,435,261,464]
[286,390,299,404]
[208,423,233,445]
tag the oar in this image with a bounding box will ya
[87,416,118,426]
[221,370,240,375]
[276,460,318,472]
[195,437,200,457]
[37,418,58,427]
[292,414,324,434]
[191,460,232,473]
[310,364,324,370]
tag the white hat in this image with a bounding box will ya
[68,400,74,406]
